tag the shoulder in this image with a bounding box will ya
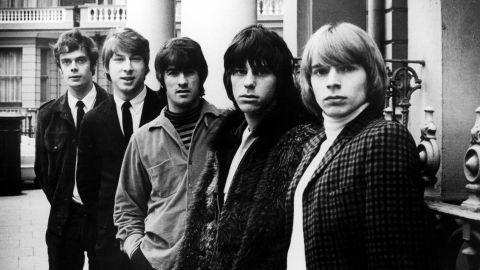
[363,118,413,141]
[37,98,59,121]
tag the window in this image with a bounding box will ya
[40,48,60,102]
[0,48,22,104]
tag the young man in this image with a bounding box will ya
[114,37,221,270]
[34,28,109,270]
[77,27,167,270]
[175,25,316,270]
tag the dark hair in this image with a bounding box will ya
[299,22,387,118]
[154,37,208,95]
[52,28,99,75]
[102,27,150,81]
[223,24,298,110]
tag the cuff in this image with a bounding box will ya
[124,233,143,259]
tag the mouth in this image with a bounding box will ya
[69,75,81,79]
[324,96,346,101]
[176,89,191,95]
[120,76,135,82]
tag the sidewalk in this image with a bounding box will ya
[0,187,89,270]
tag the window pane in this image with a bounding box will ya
[0,48,22,103]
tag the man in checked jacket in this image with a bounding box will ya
[285,22,438,270]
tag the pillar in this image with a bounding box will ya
[181,0,257,108]
[126,0,175,90]
[283,0,311,57]
[367,0,385,54]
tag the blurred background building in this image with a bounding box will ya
[1,0,480,268]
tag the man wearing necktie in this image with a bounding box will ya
[76,27,167,270]
[34,29,109,270]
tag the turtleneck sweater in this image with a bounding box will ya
[287,103,369,270]
[164,104,202,150]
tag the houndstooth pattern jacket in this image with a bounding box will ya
[285,106,438,270]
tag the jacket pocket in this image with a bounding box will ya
[147,159,186,198]
[44,132,67,152]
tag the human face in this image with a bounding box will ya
[231,61,277,118]
[59,48,93,95]
[107,49,146,100]
[164,67,201,113]
[310,55,368,119]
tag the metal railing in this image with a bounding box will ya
[0,107,37,137]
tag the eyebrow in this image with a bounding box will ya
[311,63,325,69]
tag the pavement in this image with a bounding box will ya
[0,186,88,270]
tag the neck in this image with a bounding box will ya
[243,101,277,132]
[69,81,93,100]
[168,98,201,114]
[115,84,144,101]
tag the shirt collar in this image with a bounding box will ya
[67,84,97,111]
[113,85,147,114]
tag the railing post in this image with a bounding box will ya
[418,106,440,197]
[462,107,480,212]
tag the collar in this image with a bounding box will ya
[67,84,97,111]
[113,85,147,114]
[322,103,369,139]
[148,99,221,129]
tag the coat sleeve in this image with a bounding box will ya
[114,135,151,257]
[77,115,102,219]
[364,122,436,270]
[34,110,52,202]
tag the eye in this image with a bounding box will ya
[60,59,72,66]
[253,67,272,76]
[231,68,247,76]
[130,56,143,62]
[166,69,179,76]
[76,57,87,65]
[337,65,357,73]
[112,56,124,62]
[312,66,329,76]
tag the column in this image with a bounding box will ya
[181,0,257,108]
[126,0,175,90]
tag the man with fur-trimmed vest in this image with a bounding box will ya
[175,25,318,270]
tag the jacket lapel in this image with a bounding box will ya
[308,106,382,186]
[54,94,75,130]
[140,87,161,126]
[101,97,125,149]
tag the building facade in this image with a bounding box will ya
[2,0,480,268]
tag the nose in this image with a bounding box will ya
[244,70,256,89]
[326,67,340,90]
[178,73,188,86]
[70,61,78,72]
[122,58,133,72]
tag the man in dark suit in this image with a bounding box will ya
[77,27,167,270]
[35,28,109,270]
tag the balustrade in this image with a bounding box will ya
[257,0,283,15]
[87,5,126,22]
[0,8,65,23]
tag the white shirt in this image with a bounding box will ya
[223,126,257,202]
[287,103,369,270]
[67,84,97,128]
[113,85,147,135]
[67,84,97,204]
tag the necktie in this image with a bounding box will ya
[122,101,133,142]
[76,100,85,128]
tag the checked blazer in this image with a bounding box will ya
[286,105,438,270]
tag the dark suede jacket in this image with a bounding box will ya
[34,84,109,236]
